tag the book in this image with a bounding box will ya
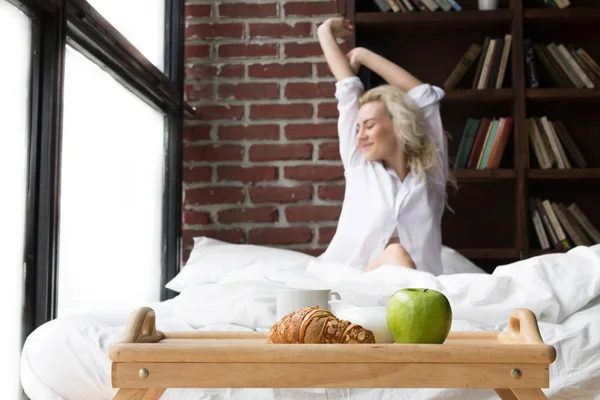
[554,202,591,247]
[568,204,600,244]
[534,198,561,249]
[372,0,466,12]
[443,43,482,91]
[542,199,571,250]
[527,117,586,169]
[467,118,492,168]
[531,42,572,88]
[526,118,551,169]
[472,36,491,89]
[454,118,480,169]
[552,121,587,168]
[373,0,392,12]
[530,198,550,250]
[523,39,600,89]
[524,39,540,88]
[486,117,514,168]
[495,34,512,89]
[529,198,599,250]
[478,39,498,89]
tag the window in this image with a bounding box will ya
[0,0,32,396]
[57,46,165,317]
[88,0,165,71]
[11,0,184,396]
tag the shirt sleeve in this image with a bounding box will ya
[407,83,448,186]
[335,76,365,169]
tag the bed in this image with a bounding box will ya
[20,238,600,399]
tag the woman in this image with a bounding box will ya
[316,17,453,276]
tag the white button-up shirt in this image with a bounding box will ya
[318,76,448,276]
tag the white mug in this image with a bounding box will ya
[276,288,340,320]
[478,0,499,10]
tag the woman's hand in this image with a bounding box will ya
[346,47,366,75]
[317,18,357,81]
[319,17,354,38]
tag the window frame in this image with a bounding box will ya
[7,0,188,344]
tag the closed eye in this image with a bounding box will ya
[357,120,376,134]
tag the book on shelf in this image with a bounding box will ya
[535,0,571,8]
[443,35,512,91]
[525,117,587,169]
[530,197,600,251]
[524,41,600,89]
[371,0,462,13]
[453,116,513,169]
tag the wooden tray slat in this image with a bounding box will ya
[112,362,550,389]
[109,339,556,364]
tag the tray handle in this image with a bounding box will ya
[498,308,544,345]
[120,307,164,343]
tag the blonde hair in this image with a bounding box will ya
[359,84,458,194]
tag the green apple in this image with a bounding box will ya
[386,288,452,344]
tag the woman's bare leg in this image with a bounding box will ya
[364,241,416,272]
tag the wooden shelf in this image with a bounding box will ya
[453,169,516,181]
[443,89,514,103]
[526,89,600,101]
[528,249,565,257]
[456,248,520,259]
[524,8,600,24]
[528,169,600,179]
[355,9,511,28]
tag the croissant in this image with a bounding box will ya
[267,306,376,344]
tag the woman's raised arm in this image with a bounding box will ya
[317,18,357,82]
[350,47,423,93]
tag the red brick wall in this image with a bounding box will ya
[182,0,346,262]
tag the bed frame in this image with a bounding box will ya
[109,307,556,400]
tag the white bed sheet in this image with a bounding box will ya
[21,245,600,400]
[20,300,265,400]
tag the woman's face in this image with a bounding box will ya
[356,101,399,161]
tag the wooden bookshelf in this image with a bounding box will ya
[528,168,600,179]
[453,168,516,181]
[526,88,600,101]
[524,7,600,23]
[528,248,565,257]
[342,0,600,272]
[355,9,511,27]
[443,89,514,103]
[457,248,520,259]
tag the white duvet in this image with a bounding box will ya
[21,245,600,400]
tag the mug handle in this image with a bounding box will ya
[330,291,341,300]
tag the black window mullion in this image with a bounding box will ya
[22,0,67,336]
[162,0,186,300]
[22,7,43,345]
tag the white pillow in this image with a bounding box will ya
[172,281,280,329]
[165,236,315,292]
[441,246,487,274]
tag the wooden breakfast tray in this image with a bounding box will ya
[109,306,556,400]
